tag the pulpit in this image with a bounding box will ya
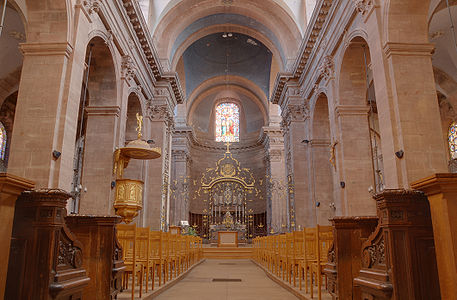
[218,231,238,247]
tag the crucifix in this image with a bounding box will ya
[225,141,231,153]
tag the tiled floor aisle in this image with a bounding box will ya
[154,259,299,300]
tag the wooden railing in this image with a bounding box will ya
[117,224,203,300]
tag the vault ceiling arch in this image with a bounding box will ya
[153,0,301,68]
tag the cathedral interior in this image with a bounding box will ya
[0,0,456,299]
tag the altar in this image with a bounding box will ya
[217,231,238,247]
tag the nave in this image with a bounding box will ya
[154,259,298,300]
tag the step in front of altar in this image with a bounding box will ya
[203,247,253,259]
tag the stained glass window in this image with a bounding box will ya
[449,122,457,159]
[0,123,6,160]
[215,103,239,142]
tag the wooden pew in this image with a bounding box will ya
[354,189,441,300]
[323,216,378,300]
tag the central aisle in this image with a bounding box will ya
[155,259,299,300]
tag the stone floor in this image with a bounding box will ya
[154,259,299,300]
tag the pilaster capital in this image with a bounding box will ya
[281,103,309,128]
[318,55,335,81]
[20,42,73,58]
[148,103,174,127]
[82,0,101,14]
[335,105,369,116]
[383,42,435,59]
[85,105,120,117]
[352,0,374,16]
[121,55,137,82]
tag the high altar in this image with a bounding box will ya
[191,143,262,242]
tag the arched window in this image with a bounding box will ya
[215,103,239,142]
[0,122,6,160]
[449,122,457,159]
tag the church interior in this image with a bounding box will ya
[0,0,456,299]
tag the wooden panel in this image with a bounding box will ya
[66,215,125,300]
[353,189,441,300]
[5,189,89,300]
[323,216,378,300]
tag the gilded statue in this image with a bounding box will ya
[329,141,338,169]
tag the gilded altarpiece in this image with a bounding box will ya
[191,144,264,241]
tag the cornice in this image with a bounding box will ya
[121,0,184,104]
[20,42,73,58]
[270,0,333,104]
[188,131,267,153]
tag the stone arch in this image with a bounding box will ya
[384,0,431,44]
[170,24,284,71]
[24,0,71,43]
[85,37,118,107]
[310,93,334,224]
[153,0,301,68]
[335,36,377,216]
[126,93,143,142]
[75,37,120,215]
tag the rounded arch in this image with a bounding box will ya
[24,0,71,43]
[126,93,143,142]
[310,92,331,141]
[171,24,283,71]
[337,36,371,106]
[187,77,268,126]
[188,75,267,113]
[153,0,301,67]
[384,0,431,44]
[84,37,118,107]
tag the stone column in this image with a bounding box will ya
[335,105,375,216]
[8,43,75,189]
[79,106,120,215]
[281,98,311,229]
[144,95,173,230]
[411,174,457,300]
[263,126,286,233]
[170,126,191,226]
[0,174,34,299]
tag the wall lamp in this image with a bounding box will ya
[395,150,404,159]
[301,139,310,144]
[147,139,155,145]
[52,150,61,160]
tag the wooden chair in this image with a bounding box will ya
[285,233,294,284]
[290,230,304,287]
[272,235,280,276]
[278,234,287,280]
[148,230,163,290]
[310,225,333,300]
[117,224,144,300]
[136,227,150,294]
[299,227,317,292]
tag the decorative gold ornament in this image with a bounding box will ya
[114,179,143,224]
[113,114,161,223]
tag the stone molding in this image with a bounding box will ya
[121,55,136,82]
[352,0,373,16]
[121,0,184,104]
[335,105,370,116]
[82,0,101,14]
[383,42,435,59]
[271,0,333,104]
[318,55,335,81]
[85,106,121,117]
[20,42,73,58]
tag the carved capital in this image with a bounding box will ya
[353,0,374,16]
[148,104,174,128]
[318,55,335,81]
[153,87,171,98]
[83,0,101,14]
[282,104,308,124]
[121,55,136,81]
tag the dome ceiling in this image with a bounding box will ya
[182,32,272,97]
